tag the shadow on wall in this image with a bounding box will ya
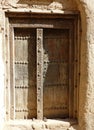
[17,0,52,5]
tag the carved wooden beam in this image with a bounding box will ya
[36,28,43,120]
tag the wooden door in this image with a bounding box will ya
[43,29,70,118]
[7,15,79,120]
[10,27,73,119]
[14,28,37,119]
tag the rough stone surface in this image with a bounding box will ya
[1,0,78,10]
[3,119,77,130]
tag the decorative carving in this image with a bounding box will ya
[1,0,63,10]
[44,106,68,110]
[37,29,43,120]
[44,83,68,87]
[1,0,18,8]
[15,61,28,64]
[1,0,77,10]
[15,36,34,40]
[15,85,30,88]
[15,108,35,112]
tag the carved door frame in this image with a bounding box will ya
[5,12,80,120]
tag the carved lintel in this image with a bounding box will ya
[1,0,17,9]
[1,0,63,10]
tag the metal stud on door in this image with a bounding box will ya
[14,28,37,119]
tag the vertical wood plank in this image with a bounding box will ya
[75,16,80,119]
[5,17,10,120]
[10,26,15,119]
[73,20,77,118]
[14,28,37,119]
[69,31,72,117]
[43,29,69,118]
[69,29,73,118]
[36,28,43,120]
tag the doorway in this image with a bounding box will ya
[5,14,79,120]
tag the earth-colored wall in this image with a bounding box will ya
[76,1,94,130]
[0,0,94,130]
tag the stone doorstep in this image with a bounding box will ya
[3,119,78,130]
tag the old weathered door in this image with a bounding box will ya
[10,28,72,119]
[6,14,79,120]
[13,28,70,119]
[14,28,37,119]
[43,29,70,118]
[9,21,75,120]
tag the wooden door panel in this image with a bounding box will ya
[43,31,69,62]
[14,28,36,119]
[43,64,59,84]
[15,64,28,86]
[59,63,69,85]
[43,29,69,118]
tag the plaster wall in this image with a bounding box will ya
[75,1,94,130]
[0,0,94,130]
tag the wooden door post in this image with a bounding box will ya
[36,29,43,120]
